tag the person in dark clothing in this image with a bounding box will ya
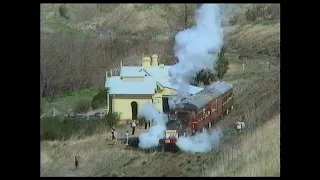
[145,120,148,129]
[75,153,81,170]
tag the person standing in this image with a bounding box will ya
[125,131,129,145]
[144,120,148,130]
[240,121,245,130]
[113,129,118,145]
[236,121,242,133]
[131,120,136,135]
[75,153,81,170]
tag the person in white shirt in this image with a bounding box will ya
[131,120,136,135]
[125,131,129,145]
[112,130,118,145]
[236,121,242,133]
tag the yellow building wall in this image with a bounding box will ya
[112,96,152,120]
[151,87,177,112]
[109,86,177,121]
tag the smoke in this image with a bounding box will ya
[138,102,168,149]
[176,128,223,153]
[138,4,226,153]
[168,4,224,108]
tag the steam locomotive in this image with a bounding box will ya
[159,81,234,150]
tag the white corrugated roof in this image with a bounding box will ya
[156,79,204,95]
[143,66,172,77]
[120,66,147,77]
[106,65,204,95]
[105,76,157,95]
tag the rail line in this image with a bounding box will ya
[148,153,183,176]
[148,153,199,177]
[131,151,165,176]
[92,152,127,176]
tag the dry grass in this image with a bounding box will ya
[41,130,147,177]
[226,23,280,56]
[41,55,280,177]
[206,114,280,177]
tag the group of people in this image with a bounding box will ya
[109,120,137,146]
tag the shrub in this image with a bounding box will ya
[58,5,69,20]
[74,100,91,113]
[40,116,107,141]
[91,89,106,109]
[104,112,121,129]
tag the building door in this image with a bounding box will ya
[162,97,170,113]
[131,101,138,120]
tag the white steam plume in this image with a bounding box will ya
[138,102,168,149]
[138,4,226,153]
[169,4,224,108]
[176,128,223,153]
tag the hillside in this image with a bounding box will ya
[41,51,280,177]
[41,4,280,55]
[40,4,280,176]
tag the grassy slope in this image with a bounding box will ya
[207,114,280,176]
[42,88,99,115]
[41,55,280,177]
[40,4,280,176]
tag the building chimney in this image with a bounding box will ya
[142,56,151,68]
[151,54,158,67]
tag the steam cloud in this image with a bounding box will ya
[138,4,225,153]
[168,4,224,108]
[176,128,223,153]
[138,102,168,149]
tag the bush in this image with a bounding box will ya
[40,115,114,141]
[104,112,121,129]
[245,7,258,22]
[58,5,69,20]
[74,100,91,113]
[91,89,106,109]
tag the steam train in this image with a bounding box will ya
[159,81,234,150]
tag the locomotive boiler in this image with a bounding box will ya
[159,81,234,150]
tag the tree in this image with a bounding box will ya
[192,69,217,86]
[215,45,229,80]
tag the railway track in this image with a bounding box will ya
[91,152,127,176]
[151,153,199,177]
[130,152,165,176]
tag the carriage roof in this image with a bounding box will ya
[177,81,233,110]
